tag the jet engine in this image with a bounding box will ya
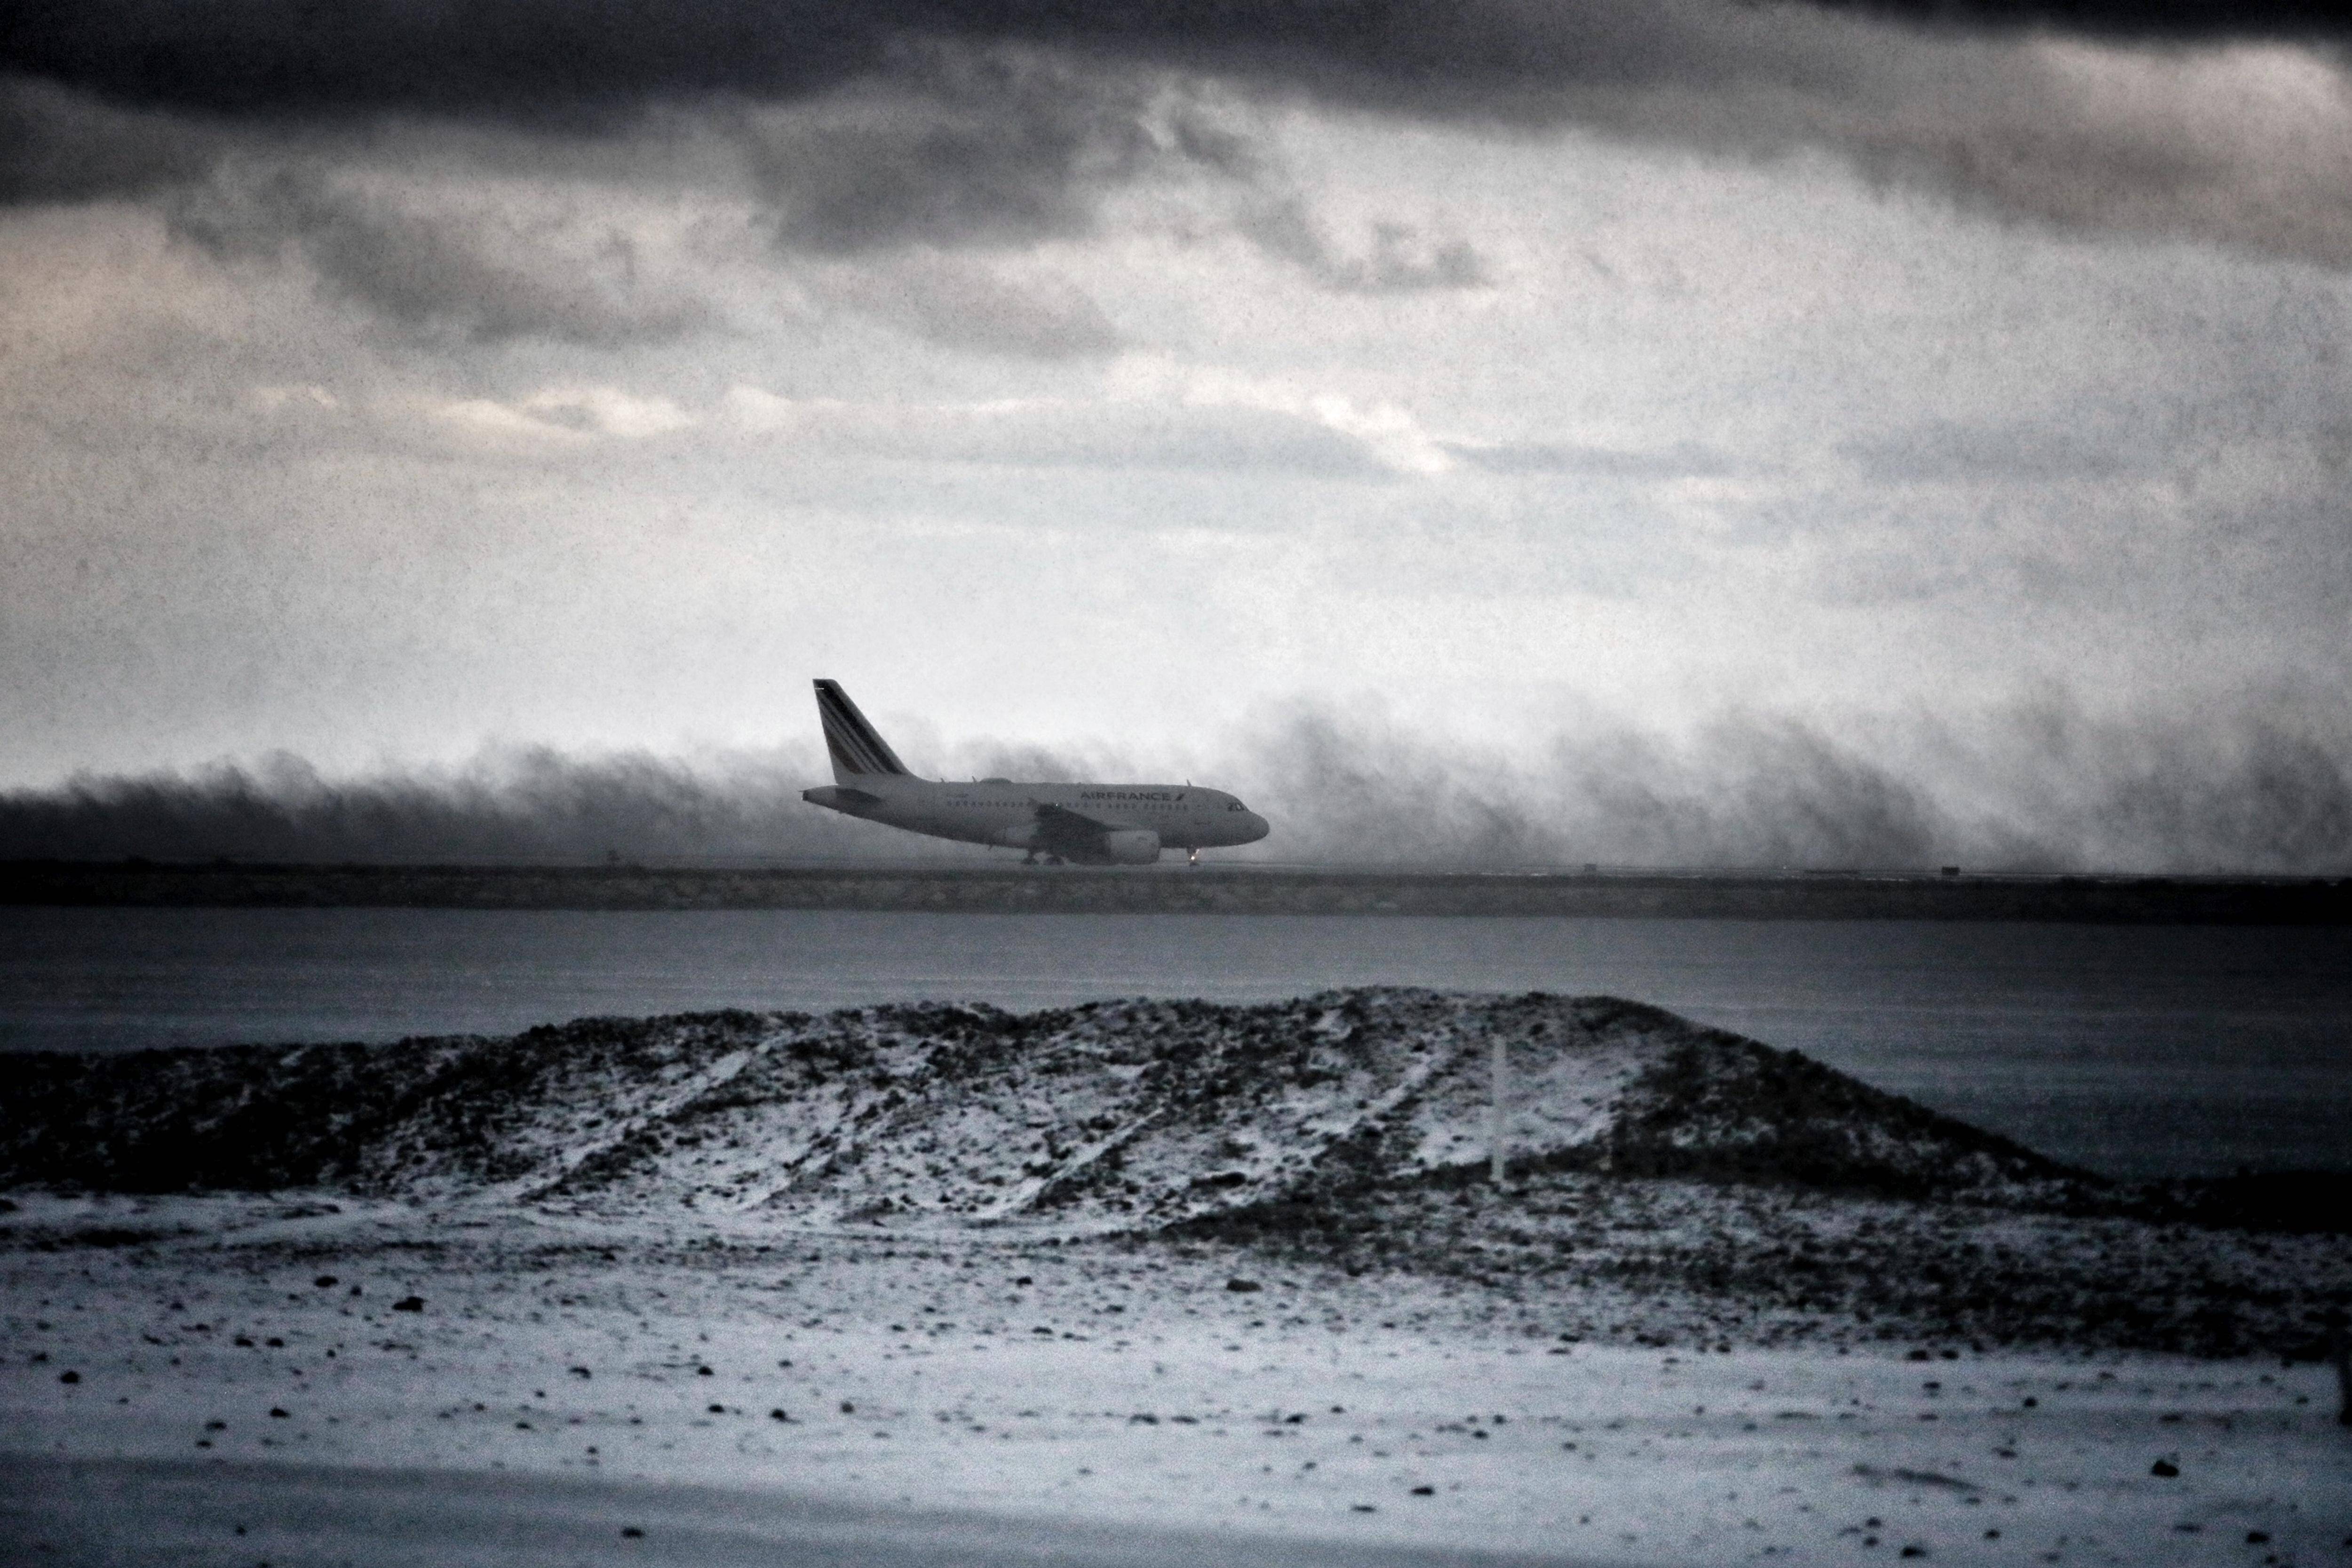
[1101,829,1161,865]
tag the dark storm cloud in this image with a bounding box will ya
[10,1,2334,121]
[9,696,2347,873]
[9,0,2352,276]
[0,74,220,202]
[737,47,1254,257]
[11,42,1257,345]
[0,0,894,119]
[171,166,716,345]
[1816,1,2344,41]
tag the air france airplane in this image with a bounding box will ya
[800,680,1271,865]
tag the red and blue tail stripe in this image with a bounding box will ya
[813,679,911,778]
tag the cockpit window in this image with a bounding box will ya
[1226,800,1248,811]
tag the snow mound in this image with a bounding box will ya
[0,990,2082,1229]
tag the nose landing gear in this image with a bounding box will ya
[1187,847,1200,867]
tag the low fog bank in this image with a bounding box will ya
[1248,698,2352,875]
[5,698,2347,874]
[0,744,927,868]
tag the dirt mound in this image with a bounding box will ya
[1,990,2097,1228]
[1568,1027,2085,1200]
[0,1011,771,1196]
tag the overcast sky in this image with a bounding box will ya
[4,2,2349,868]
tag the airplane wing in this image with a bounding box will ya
[1033,803,1136,863]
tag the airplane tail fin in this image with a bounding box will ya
[814,679,913,784]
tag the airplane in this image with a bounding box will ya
[800,679,1271,865]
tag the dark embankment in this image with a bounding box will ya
[0,992,2092,1218]
[4,989,2344,1356]
[7,860,2351,922]
[0,988,2332,1229]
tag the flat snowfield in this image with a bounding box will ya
[3,1198,2344,1568]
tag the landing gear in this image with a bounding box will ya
[1187,847,1200,867]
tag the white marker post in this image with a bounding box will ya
[1490,1034,1508,1184]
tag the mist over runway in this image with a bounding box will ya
[6,695,2349,875]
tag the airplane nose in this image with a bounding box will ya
[1242,812,1271,843]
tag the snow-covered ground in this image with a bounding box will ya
[3,1196,2345,1567]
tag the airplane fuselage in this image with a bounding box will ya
[800,679,1270,864]
[803,776,1269,861]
